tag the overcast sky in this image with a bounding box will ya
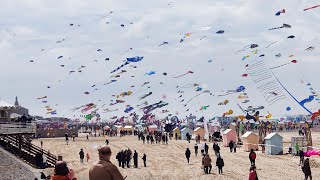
[0,0,319,120]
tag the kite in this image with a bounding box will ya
[235,44,259,54]
[208,59,213,63]
[299,95,314,106]
[69,71,75,74]
[116,91,132,98]
[266,112,272,119]
[163,72,167,76]
[184,90,210,106]
[218,100,229,105]
[158,42,169,46]
[266,41,278,48]
[245,111,260,122]
[56,39,65,43]
[141,82,150,87]
[29,60,34,63]
[275,53,281,58]
[58,56,63,59]
[242,100,250,103]
[216,30,224,34]
[200,36,207,40]
[42,101,47,103]
[303,5,320,11]
[104,80,117,85]
[246,106,264,113]
[287,35,295,39]
[270,60,297,69]
[81,104,96,113]
[37,96,47,99]
[97,49,102,52]
[111,56,143,73]
[286,107,291,111]
[95,11,113,21]
[200,105,209,110]
[305,46,315,51]
[145,71,156,76]
[139,92,152,100]
[124,107,134,113]
[268,23,291,31]
[218,86,246,97]
[275,9,285,16]
[242,74,248,77]
[84,92,90,95]
[223,109,233,117]
[196,87,203,92]
[173,71,194,78]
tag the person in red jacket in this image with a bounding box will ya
[248,165,258,180]
[249,149,256,165]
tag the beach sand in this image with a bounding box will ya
[33,132,320,180]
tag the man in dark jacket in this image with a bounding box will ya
[185,148,191,164]
[299,150,304,166]
[229,140,233,152]
[302,158,312,180]
[79,149,85,163]
[142,154,147,167]
[116,152,121,167]
[204,143,209,154]
[194,144,199,156]
[216,155,224,174]
[249,149,256,165]
[213,143,220,157]
[133,150,138,168]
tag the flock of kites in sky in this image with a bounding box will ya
[27,3,320,122]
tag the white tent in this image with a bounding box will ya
[10,113,21,118]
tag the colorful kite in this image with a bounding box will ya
[173,71,194,78]
[111,56,144,73]
[303,5,320,11]
[275,9,285,16]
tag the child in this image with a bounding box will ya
[86,153,90,162]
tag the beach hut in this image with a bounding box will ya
[229,122,237,132]
[123,125,134,133]
[242,131,259,151]
[193,127,205,140]
[264,133,283,155]
[181,127,193,140]
[222,129,237,147]
[172,127,181,139]
[148,124,158,134]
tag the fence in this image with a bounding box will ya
[0,122,36,134]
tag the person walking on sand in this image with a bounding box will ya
[79,149,85,164]
[89,145,124,180]
[233,141,237,153]
[213,142,220,157]
[203,154,212,174]
[105,139,109,145]
[86,153,90,162]
[204,143,209,154]
[302,158,312,180]
[248,164,258,180]
[142,154,147,167]
[194,144,198,156]
[249,149,256,165]
[185,148,191,164]
[133,150,138,168]
[65,133,69,145]
[229,140,233,153]
[86,134,89,141]
[299,150,304,166]
[216,155,224,174]
[40,140,43,149]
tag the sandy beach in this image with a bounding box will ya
[32,132,320,180]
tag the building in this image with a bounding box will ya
[264,133,283,155]
[0,100,15,122]
[242,131,259,151]
[181,127,193,140]
[172,127,181,139]
[222,129,237,147]
[193,127,205,140]
[11,97,29,116]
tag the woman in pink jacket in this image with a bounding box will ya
[249,165,258,180]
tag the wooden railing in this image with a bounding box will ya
[0,122,36,134]
[0,135,58,168]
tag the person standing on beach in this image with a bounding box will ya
[165,134,168,144]
[105,139,109,145]
[89,145,124,180]
[194,144,198,156]
[302,158,312,180]
[299,150,304,166]
[116,152,121,167]
[142,154,147,167]
[233,141,237,153]
[86,134,89,141]
[133,150,138,168]
[249,149,256,165]
[65,133,69,145]
[213,142,220,157]
[204,143,209,154]
[40,140,43,149]
[216,155,224,174]
[185,148,191,164]
[79,149,85,164]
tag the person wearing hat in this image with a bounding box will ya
[89,145,124,180]
[50,161,77,180]
[248,164,258,180]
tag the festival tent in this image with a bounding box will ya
[193,127,205,140]
[242,131,259,151]
[148,124,158,134]
[264,133,283,155]
[181,127,193,140]
[222,129,237,147]
[0,100,14,108]
[172,127,181,139]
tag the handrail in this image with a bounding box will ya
[0,122,37,134]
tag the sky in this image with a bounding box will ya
[0,0,319,120]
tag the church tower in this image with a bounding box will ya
[14,96,20,107]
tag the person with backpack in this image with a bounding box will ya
[216,155,224,174]
[79,149,85,164]
[249,149,257,165]
[185,148,191,164]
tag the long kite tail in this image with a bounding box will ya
[111,61,130,73]
[173,73,188,78]
[303,5,320,11]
